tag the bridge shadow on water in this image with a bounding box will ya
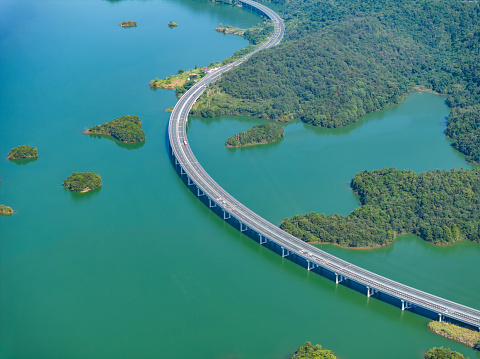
[166,142,480,330]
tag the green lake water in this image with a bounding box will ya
[0,1,479,359]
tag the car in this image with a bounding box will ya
[183,139,187,145]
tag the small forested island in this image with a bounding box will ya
[424,347,466,359]
[168,21,177,27]
[119,20,137,27]
[8,145,38,160]
[85,115,145,143]
[428,321,480,349]
[0,205,13,216]
[63,172,101,193]
[290,342,336,359]
[281,168,480,247]
[226,122,284,147]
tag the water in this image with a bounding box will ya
[1,1,479,359]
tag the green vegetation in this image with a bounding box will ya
[0,205,13,216]
[150,21,273,98]
[290,342,336,359]
[193,0,480,164]
[216,24,246,37]
[428,321,480,348]
[226,122,284,147]
[281,168,480,247]
[424,347,465,359]
[8,145,38,160]
[63,172,101,193]
[150,68,206,92]
[119,20,136,27]
[446,105,480,164]
[168,21,177,27]
[85,115,145,143]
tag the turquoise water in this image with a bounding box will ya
[1,1,479,359]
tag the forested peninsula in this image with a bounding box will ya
[85,115,145,143]
[281,168,480,247]
[192,0,480,164]
[226,122,283,147]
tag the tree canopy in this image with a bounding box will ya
[281,168,480,247]
[193,0,480,163]
[86,115,145,143]
[226,122,283,147]
[63,172,102,193]
[8,145,38,160]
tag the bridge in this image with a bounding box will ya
[168,0,480,331]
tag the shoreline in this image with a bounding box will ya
[427,321,480,348]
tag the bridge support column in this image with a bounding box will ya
[281,247,290,258]
[240,223,247,232]
[335,273,345,284]
[223,210,231,220]
[197,187,204,197]
[367,287,378,297]
[180,166,186,175]
[188,177,194,186]
[259,234,267,245]
[307,260,315,271]
[175,157,179,165]
[208,198,216,208]
[401,300,413,311]
[438,313,443,322]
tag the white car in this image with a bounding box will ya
[183,139,187,145]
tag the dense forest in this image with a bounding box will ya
[226,122,283,147]
[192,0,480,164]
[424,347,465,359]
[86,115,145,143]
[290,342,336,359]
[281,168,480,247]
[63,172,102,193]
[8,145,38,160]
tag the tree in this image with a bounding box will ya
[424,347,465,359]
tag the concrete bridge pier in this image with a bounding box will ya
[335,273,345,284]
[281,247,290,257]
[208,197,216,208]
[259,233,268,245]
[366,286,379,298]
[401,300,414,311]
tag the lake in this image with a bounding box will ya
[0,1,479,358]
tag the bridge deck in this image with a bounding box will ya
[168,0,480,330]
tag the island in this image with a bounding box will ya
[119,20,137,27]
[0,205,13,216]
[226,123,284,147]
[424,347,466,359]
[168,21,177,27]
[85,115,145,143]
[8,145,38,160]
[290,342,336,359]
[63,172,101,193]
[281,168,480,247]
[428,321,480,350]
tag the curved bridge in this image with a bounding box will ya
[168,0,480,330]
